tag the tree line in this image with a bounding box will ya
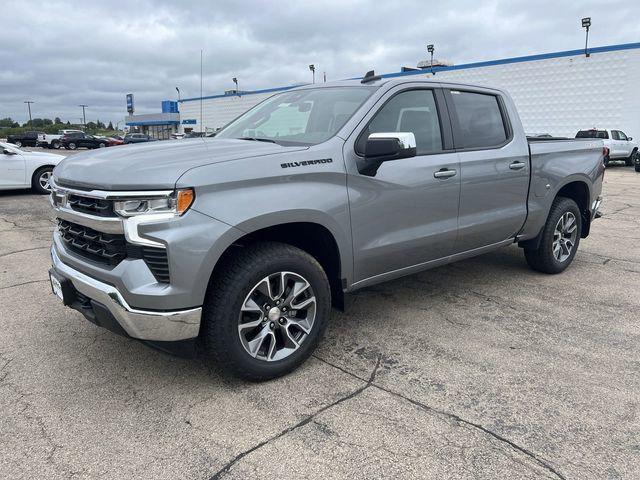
[0,117,117,136]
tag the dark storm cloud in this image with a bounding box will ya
[1,0,638,125]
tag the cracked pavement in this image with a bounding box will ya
[1,167,639,479]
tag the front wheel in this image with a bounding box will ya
[626,150,637,167]
[68,142,77,150]
[201,242,331,381]
[524,197,582,274]
[32,167,53,194]
[98,142,106,148]
[15,141,22,148]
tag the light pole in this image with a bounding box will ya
[427,44,435,75]
[78,104,88,128]
[232,77,239,95]
[309,64,315,84]
[24,101,34,125]
[582,17,591,57]
[176,86,181,101]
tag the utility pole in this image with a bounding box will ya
[200,49,204,134]
[24,101,34,125]
[78,104,88,128]
[176,86,181,101]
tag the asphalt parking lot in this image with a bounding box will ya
[0,166,638,479]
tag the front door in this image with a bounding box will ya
[445,88,529,252]
[0,149,26,187]
[346,87,460,283]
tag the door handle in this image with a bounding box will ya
[509,161,526,170]
[434,168,457,179]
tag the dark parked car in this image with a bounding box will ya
[60,132,109,150]
[124,133,157,144]
[6,131,45,148]
[183,131,206,139]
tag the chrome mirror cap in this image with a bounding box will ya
[368,132,417,150]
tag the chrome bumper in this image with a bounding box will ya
[51,246,201,341]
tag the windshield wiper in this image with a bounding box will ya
[237,136,278,144]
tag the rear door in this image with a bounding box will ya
[345,86,461,283]
[444,88,530,252]
[615,130,633,157]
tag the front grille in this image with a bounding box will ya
[58,219,170,283]
[58,219,126,265]
[67,194,114,217]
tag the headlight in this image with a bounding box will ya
[114,188,194,217]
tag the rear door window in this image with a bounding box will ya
[448,90,508,149]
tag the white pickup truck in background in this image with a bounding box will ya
[575,128,638,166]
[38,129,84,149]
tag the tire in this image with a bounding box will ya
[68,142,77,150]
[603,155,610,167]
[15,141,22,148]
[52,141,60,150]
[98,142,106,148]
[635,164,640,173]
[201,242,331,381]
[524,197,582,274]
[626,149,637,167]
[32,167,53,195]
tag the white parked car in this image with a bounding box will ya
[0,142,65,194]
[38,129,84,149]
[575,128,638,166]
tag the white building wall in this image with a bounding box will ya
[420,48,640,138]
[178,45,640,139]
[178,92,276,133]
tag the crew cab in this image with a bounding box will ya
[1,141,64,193]
[38,130,84,149]
[6,131,45,148]
[60,132,109,150]
[48,77,605,380]
[576,128,638,166]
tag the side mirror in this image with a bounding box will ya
[3,148,16,155]
[359,132,417,176]
[628,137,633,141]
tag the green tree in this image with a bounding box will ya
[107,121,114,130]
[54,117,62,124]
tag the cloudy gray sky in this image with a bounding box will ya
[2,0,639,125]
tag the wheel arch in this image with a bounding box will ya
[208,219,347,311]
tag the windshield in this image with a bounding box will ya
[215,86,377,146]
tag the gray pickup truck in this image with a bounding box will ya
[48,76,605,380]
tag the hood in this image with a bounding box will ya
[53,138,307,190]
[26,151,65,162]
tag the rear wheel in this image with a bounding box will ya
[98,142,106,148]
[68,142,77,150]
[51,140,60,149]
[15,140,22,148]
[201,242,331,381]
[603,155,610,167]
[32,167,53,194]
[524,197,582,274]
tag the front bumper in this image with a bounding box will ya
[51,246,201,341]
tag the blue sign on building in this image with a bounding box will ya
[182,119,197,125]
[126,93,134,114]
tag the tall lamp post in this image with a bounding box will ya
[232,77,239,95]
[309,64,315,84]
[24,101,34,126]
[176,86,181,101]
[582,17,591,57]
[427,44,435,75]
[78,104,88,128]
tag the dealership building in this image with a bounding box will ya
[128,42,640,139]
